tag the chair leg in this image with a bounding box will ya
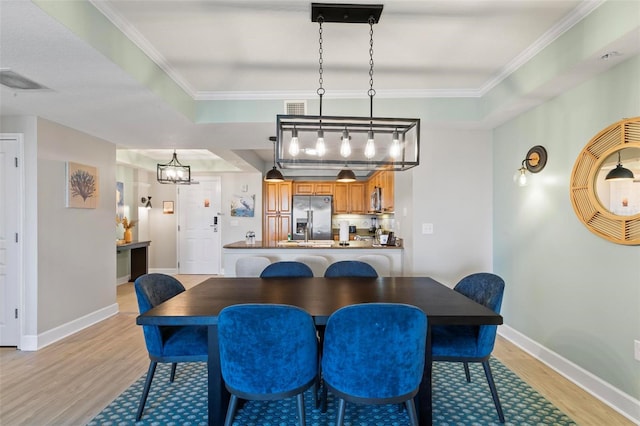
[463,362,471,382]
[223,394,239,426]
[405,399,419,426]
[136,361,157,421]
[296,392,306,426]
[336,398,346,426]
[321,379,328,413]
[170,362,177,382]
[482,360,505,423]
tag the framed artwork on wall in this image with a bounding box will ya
[116,181,124,219]
[66,161,99,209]
[231,194,255,217]
[163,201,174,214]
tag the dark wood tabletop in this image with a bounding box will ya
[137,276,503,426]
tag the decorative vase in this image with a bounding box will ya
[124,228,132,243]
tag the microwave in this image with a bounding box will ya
[371,186,382,212]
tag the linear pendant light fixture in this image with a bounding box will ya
[275,3,420,176]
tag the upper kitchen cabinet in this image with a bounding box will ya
[293,181,334,196]
[334,182,366,214]
[264,181,292,215]
[263,181,292,245]
[367,170,394,213]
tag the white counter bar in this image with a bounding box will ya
[223,240,404,277]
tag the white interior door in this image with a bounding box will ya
[0,136,21,346]
[177,177,222,274]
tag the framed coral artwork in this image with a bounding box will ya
[66,161,99,208]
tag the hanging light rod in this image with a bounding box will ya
[311,3,383,24]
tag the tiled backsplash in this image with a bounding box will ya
[332,213,395,233]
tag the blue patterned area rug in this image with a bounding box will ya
[89,357,576,425]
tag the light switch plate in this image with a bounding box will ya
[634,340,640,361]
[422,223,434,234]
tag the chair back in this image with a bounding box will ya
[357,254,391,277]
[322,303,427,401]
[454,273,505,357]
[218,304,318,396]
[295,255,330,277]
[235,256,271,277]
[134,273,186,356]
[260,261,313,278]
[324,260,378,278]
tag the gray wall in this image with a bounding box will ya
[409,128,494,284]
[36,119,116,331]
[493,55,640,398]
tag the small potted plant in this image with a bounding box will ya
[116,216,137,243]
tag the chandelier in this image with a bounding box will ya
[275,3,420,179]
[157,150,191,184]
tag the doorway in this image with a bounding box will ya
[176,177,222,274]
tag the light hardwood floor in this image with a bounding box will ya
[0,275,633,425]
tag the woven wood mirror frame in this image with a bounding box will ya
[570,116,640,245]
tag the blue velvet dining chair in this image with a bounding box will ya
[431,272,506,423]
[323,260,378,278]
[321,303,428,426]
[134,273,208,421]
[217,304,318,426]
[260,260,314,278]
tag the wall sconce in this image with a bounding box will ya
[514,145,547,186]
[141,196,152,209]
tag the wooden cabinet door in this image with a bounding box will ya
[278,182,292,214]
[293,182,314,195]
[333,183,349,214]
[349,183,366,213]
[264,182,280,214]
[382,171,394,212]
[315,182,334,195]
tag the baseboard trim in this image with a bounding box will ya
[149,268,178,275]
[116,275,130,285]
[24,304,119,351]
[499,325,640,424]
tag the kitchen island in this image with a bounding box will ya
[223,240,403,277]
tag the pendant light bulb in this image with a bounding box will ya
[390,130,401,159]
[316,129,326,157]
[289,128,299,157]
[340,129,351,158]
[364,130,376,159]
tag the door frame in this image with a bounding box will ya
[0,134,25,348]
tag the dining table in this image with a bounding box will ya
[136,276,503,426]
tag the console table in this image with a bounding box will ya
[116,240,151,281]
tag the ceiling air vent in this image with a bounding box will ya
[285,101,306,115]
[0,70,48,90]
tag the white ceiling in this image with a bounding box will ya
[0,0,637,177]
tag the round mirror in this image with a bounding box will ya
[594,147,640,216]
[569,116,640,245]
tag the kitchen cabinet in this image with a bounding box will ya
[367,170,394,212]
[263,181,292,245]
[334,182,366,214]
[293,181,334,195]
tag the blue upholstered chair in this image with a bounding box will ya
[260,260,313,278]
[134,273,208,421]
[218,304,318,426]
[321,303,427,426]
[323,260,378,278]
[431,272,506,423]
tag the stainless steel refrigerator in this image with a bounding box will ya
[292,195,333,240]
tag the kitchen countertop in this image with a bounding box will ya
[223,240,403,249]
